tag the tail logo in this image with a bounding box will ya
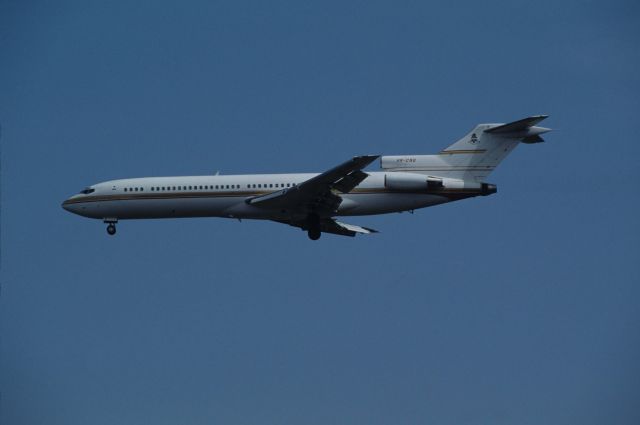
[469,133,478,144]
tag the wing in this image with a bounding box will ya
[275,217,379,237]
[246,155,379,216]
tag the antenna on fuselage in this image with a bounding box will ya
[214,170,220,175]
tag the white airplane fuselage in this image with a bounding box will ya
[62,115,549,239]
[62,171,478,222]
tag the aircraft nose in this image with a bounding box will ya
[61,198,78,214]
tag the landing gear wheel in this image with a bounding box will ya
[306,213,321,241]
[308,228,321,240]
[106,224,116,235]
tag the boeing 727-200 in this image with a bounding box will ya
[62,115,550,240]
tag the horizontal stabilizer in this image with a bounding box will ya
[522,134,545,144]
[485,115,549,134]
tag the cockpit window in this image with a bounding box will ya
[80,188,95,194]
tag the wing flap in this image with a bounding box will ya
[330,220,378,236]
[276,218,379,237]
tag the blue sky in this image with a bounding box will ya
[1,1,639,424]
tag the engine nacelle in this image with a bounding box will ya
[384,172,493,193]
[384,173,443,191]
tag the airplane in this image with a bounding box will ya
[62,115,550,240]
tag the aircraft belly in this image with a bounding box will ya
[338,193,449,216]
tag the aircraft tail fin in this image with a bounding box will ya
[380,115,550,181]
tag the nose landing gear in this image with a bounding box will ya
[103,218,118,236]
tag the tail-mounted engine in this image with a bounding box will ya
[384,172,496,196]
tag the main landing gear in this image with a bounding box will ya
[308,228,321,240]
[306,213,321,241]
[104,219,118,236]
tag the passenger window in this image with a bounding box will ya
[140,188,144,191]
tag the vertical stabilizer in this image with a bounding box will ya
[380,115,550,181]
